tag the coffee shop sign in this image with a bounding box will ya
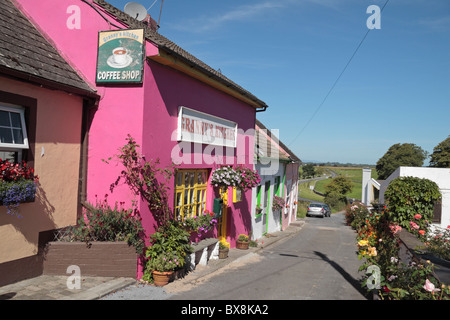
[96,29,144,84]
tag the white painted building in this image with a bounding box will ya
[362,167,450,229]
[251,120,301,240]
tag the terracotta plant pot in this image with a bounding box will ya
[152,270,174,286]
[219,248,229,259]
[236,240,249,250]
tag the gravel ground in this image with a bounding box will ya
[100,282,173,300]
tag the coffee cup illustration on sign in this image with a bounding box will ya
[107,47,133,68]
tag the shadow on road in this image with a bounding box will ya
[313,251,369,299]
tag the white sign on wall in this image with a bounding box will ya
[177,106,237,147]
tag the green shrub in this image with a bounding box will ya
[324,191,346,210]
[384,177,441,239]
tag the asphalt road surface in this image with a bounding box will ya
[168,211,368,300]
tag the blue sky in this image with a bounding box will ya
[108,0,450,165]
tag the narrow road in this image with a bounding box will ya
[168,212,368,300]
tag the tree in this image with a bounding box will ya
[375,143,427,180]
[302,163,316,178]
[324,176,353,208]
[429,135,450,168]
[325,176,353,196]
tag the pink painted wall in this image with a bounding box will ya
[15,0,150,210]
[141,59,256,245]
[16,0,258,277]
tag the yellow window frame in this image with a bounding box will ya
[233,186,242,202]
[174,169,208,219]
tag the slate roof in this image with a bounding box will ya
[0,0,97,96]
[93,0,268,110]
[256,119,301,163]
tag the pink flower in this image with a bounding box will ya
[389,224,402,234]
[410,221,420,230]
[414,214,422,219]
[423,279,440,293]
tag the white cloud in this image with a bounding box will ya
[419,15,450,31]
[172,1,284,33]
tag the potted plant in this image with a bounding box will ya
[147,252,181,286]
[236,234,249,250]
[218,241,229,259]
[255,204,262,215]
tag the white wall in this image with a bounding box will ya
[379,167,450,229]
[251,161,285,240]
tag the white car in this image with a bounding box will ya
[306,203,329,218]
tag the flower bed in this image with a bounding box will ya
[347,202,450,300]
[62,196,145,254]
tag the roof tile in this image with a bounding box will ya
[0,0,96,95]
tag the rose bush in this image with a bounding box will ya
[347,203,450,300]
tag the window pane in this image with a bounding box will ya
[12,128,23,144]
[176,172,183,186]
[184,189,189,205]
[176,192,182,206]
[0,151,16,162]
[0,111,10,126]
[10,112,22,128]
[0,127,13,143]
[184,173,189,187]
[190,188,195,203]
[190,172,195,187]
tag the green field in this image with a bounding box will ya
[314,167,378,200]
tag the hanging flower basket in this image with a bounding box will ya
[211,165,261,191]
[0,160,38,215]
[272,195,285,212]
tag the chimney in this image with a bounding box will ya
[143,14,159,32]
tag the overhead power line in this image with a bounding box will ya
[288,0,390,147]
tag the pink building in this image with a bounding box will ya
[0,0,98,285]
[14,0,268,278]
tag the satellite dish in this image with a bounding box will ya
[124,2,148,21]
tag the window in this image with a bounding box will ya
[174,169,208,219]
[0,104,29,161]
[274,176,280,196]
[233,187,242,202]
